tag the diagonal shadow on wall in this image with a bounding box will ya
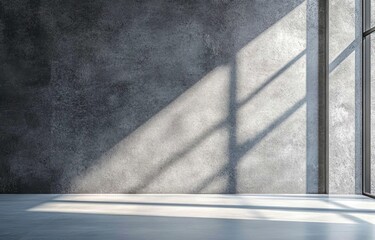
[127,49,306,193]
[0,0,307,193]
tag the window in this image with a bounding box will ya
[363,0,375,198]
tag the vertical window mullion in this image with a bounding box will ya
[363,0,375,198]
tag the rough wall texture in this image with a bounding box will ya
[371,29,375,194]
[1,0,311,193]
[329,0,362,194]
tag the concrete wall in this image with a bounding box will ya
[329,0,362,194]
[371,13,375,195]
[0,0,322,193]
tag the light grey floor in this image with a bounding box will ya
[0,194,374,240]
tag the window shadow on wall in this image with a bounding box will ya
[328,0,362,194]
[0,0,308,193]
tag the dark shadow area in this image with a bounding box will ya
[0,0,53,192]
[0,0,305,193]
[227,58,238,193]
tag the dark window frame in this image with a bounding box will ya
[363,0,375,198]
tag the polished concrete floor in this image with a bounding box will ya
[0,194,374,240]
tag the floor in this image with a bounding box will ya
[0,194,374,240]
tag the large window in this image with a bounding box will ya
[363,0,375,198]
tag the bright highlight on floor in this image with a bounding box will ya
[1,194,374,239]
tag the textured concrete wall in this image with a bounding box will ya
[369,0,375,195]
[329,0,362,194]
[371,25,375,194]
[1,0,312,193]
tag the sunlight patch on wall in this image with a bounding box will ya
[70,1,308,193]
[71,66,231,193]
[235,2,307,193]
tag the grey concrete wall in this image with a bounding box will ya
[329,0,362,194]
[1,0,315,193]
[371,22,375,195]
[369,0,375,195]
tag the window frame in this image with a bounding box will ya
[363,0,375,198]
